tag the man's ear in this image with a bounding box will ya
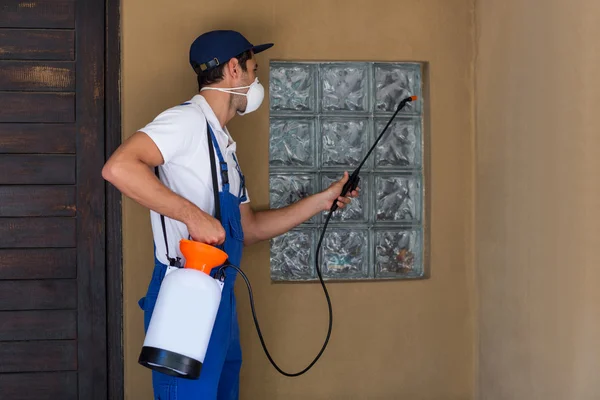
[226,58,241,80]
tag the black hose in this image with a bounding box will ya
[216,95,416,376]
[217,212,333,377]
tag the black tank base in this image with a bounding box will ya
[138,346,202,380]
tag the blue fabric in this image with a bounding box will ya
[188,29,273,71]
[139,125,246,400]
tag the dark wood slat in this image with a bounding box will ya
[0,340,77,372]
[0,0,75,29]
[0,186,76,216]
[0,155,75,184]
[0,310,76,340]
[0,372,77,400]
[77,0,108,397]
[0,217,76,248]
[0,92,74,123]
[106,0,124,396]
[0,61,75,91]
[0,279,76,310]
[0,29,74,60]
[0,248,76,279]
[0,123,76,153]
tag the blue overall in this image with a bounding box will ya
[138,124,246,400]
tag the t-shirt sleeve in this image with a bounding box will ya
[139,105,202,165]
[240,185,250,204]
[235,153,250,204]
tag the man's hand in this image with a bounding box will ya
[185,210,226,245]
[320,171,360,211]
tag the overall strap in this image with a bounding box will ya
[206,122,222,222]
[207,124,230,193]
[154,166,181,267]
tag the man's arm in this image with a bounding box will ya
[102,131,225,244]
[240,172,358,246]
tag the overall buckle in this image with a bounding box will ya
[220,162,229,185]
[168,257,182,268]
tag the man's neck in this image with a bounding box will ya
[199,91,235,128]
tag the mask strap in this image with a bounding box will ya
[200,87,249,96]
[200,78,258,93]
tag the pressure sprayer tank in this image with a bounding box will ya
[138,239,228,379]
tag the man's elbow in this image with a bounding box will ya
[242,223,264,247]
[102,158,125,186]
[243,235,260,247]
[101,162,112,182]
[242,229,257,247]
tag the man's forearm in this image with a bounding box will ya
[248,192,327,245]
[103,159,205,225]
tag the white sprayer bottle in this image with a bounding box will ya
[138,239,228,379]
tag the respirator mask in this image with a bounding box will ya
[200,77,265,115]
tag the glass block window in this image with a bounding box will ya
[268,61,426,281]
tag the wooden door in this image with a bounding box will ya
[0,0,111,399]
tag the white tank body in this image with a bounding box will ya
[143,268,222,363]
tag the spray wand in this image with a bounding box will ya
[331,95,418,211]
[217,95,418,377]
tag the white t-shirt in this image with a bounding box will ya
[139,94,250,266]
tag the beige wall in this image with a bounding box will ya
[122,0,475,398]
[475,0,600,399]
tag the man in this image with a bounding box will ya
[102,30,358,399]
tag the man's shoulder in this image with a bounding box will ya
[155,100,206,122]
[139,99,208,143]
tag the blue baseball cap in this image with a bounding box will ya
[189,30,274,74]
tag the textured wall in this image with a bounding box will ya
[476,0,600,399]
[122,0,475,398]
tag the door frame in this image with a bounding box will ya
[105,0,124,398]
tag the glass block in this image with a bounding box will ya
[270,229,315,280]
[374,229,423,278]
[270,63,316,112]
[269,118,315,168]
[374,117,421,168]
[374,64,421,114]
[321,118,369,167]
[269,174,317,224]
[320,64,369,112]
[320,229,368,278]
[269,174,315,208]
[321,173,368,223]
[374,175,421,222]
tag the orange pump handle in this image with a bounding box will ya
[179,239,228,274]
